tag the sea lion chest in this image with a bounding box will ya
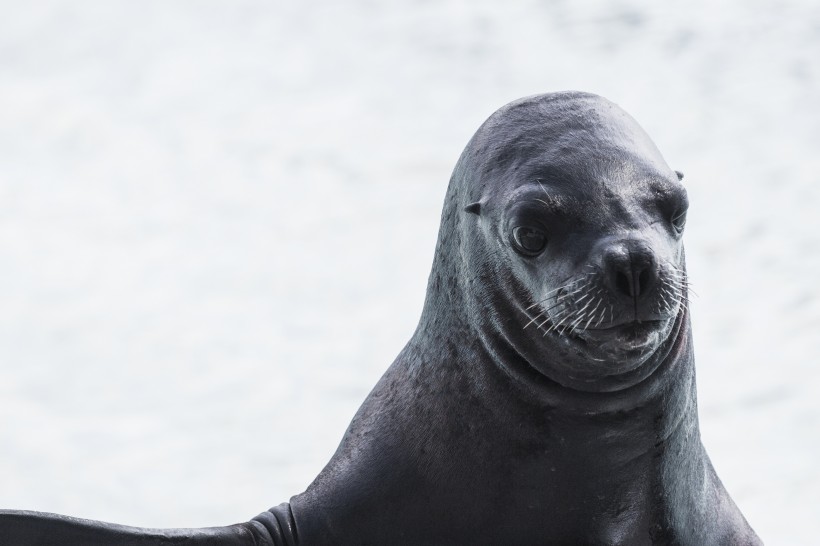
[292,367,674,545]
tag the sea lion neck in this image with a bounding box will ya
[404,302,700,497]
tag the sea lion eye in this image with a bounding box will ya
[671,209,687,233]
[512,226,547,255]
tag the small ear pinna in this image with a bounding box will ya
[464,202,482,215]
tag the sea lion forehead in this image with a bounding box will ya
[470,93,679,207]
[474,92,672,176]
[490,91,649,140]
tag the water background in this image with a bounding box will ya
[1,1,818,543]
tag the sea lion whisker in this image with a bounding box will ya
[667,278,690,289]
[522,298,573,329]
[565,278,594,297]
[574,292,594,305]
[594,305,607,328]
[539,305,572,328]
[523,299,573,330]
[685,286,699,298]
[664,286,680,300]
[546,309,575,336]
[666,271,694,291]
[525,278,588,311]
[567,314,586,335]
[537,316,553,331]
[669,297,687,309]
[583,297,604,330]
[575,297,595,317]
[544,318,564,336]
[523,312,546,329]
[661,292,673,314]
[583,311,597,331]
[541,305,573,334]
[526,284,574,309]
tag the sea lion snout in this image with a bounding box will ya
[601,239,658,301]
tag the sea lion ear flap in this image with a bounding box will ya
[674,170,685,181]
[464,202,482,215]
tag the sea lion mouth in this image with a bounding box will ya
[577,320,664,350]
[546,318,668,360]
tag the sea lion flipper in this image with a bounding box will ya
[0,509,261,545]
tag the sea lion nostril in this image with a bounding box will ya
[605,244,656,299]
[637,268,651,296]
[615,270,633,297]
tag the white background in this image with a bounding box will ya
[1,1,818,543]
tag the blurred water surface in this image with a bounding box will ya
[0,1,818,543]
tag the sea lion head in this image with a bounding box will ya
[423,91,690,393]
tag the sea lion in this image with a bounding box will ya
[0,92,761,545]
